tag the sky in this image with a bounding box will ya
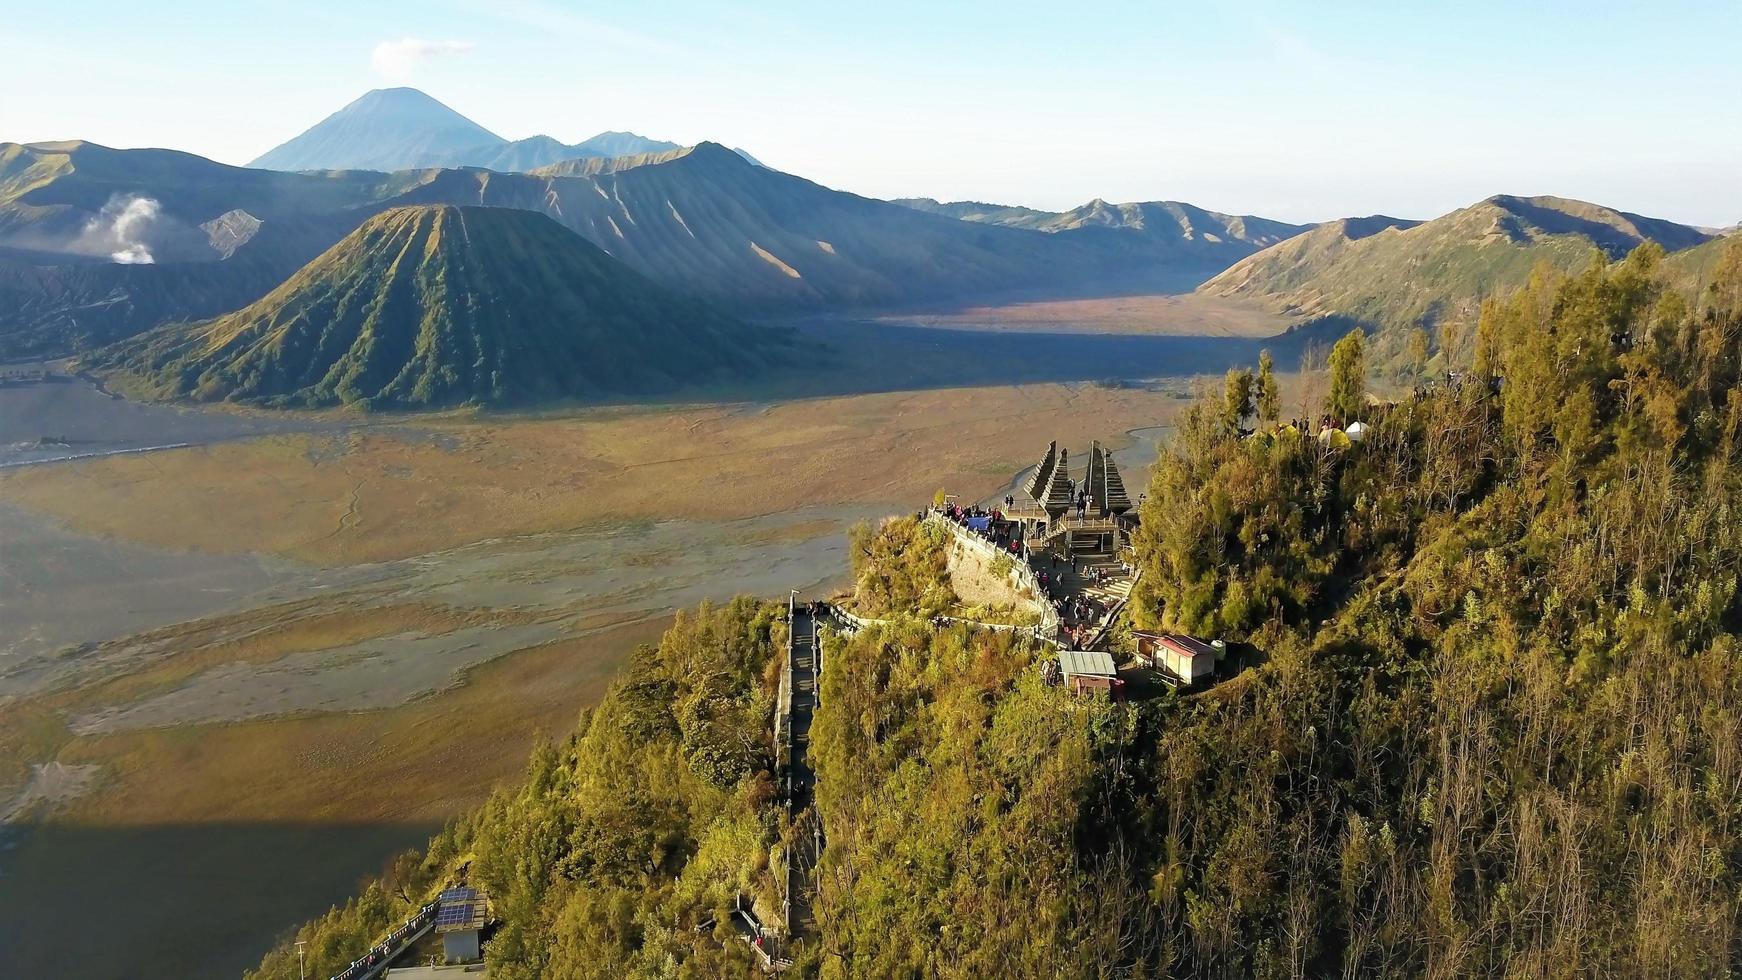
[4,1,1739,226]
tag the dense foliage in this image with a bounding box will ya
[1119,243,1742,975]
[808,618,1128,977]
[847,515,954,619]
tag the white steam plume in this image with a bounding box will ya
[81,194,162,264]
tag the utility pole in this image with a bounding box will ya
[296,940,306,980]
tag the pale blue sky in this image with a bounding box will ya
[4,1,1738,225]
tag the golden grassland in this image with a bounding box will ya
[872,292,1293,336]
[0,382,1193,565]
[8,609,662,827]
[1,599,555,803]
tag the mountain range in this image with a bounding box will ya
[89,205,789,409]
[0,135,1240,358]
[5,88,1737,386]
[896,196,1309,264]
[248,88,686,173]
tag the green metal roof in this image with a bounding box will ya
[1058,649,1117,678]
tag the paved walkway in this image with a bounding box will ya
[784,605,820,936]
[788,606,818,809]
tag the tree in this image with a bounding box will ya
[1256,350,1281,426]
[1326,328,1366,424]
[1222,368,1254,431]
[1407,327,1430,378]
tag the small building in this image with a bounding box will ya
[1134,632,1218,686]
[1058,649,1121,696]
[435,886,489,963]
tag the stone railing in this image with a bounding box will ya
[923,512,1060,642]
[821,601,1056,646]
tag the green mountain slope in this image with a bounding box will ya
[1,140,1270,358]
[1199,195,1716,367]
[0,140,385,248]
[0,218,358,358]
[1663,230,1742,296]
[89,205,788,409]
[896,195,1310,264]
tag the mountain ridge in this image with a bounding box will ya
[1199,193,1717,368]
[896,195,1311,264]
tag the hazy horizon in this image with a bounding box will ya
[4,0,1739,226]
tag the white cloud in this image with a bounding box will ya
[371,38,474,83]
[466,0,679,56]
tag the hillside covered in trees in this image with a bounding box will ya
[253,242,1742,977]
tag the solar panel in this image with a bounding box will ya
[436,903,477,928]
[439,886,477,903]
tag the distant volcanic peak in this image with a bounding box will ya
[248,87,504,172]
[344,88,499,131]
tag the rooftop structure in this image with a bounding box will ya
[1034,447,1076,518]
[1022,441,1058,502]
[1135,632,1218,686]
[1058,648,1120,696]
[1084,441,1133,516]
